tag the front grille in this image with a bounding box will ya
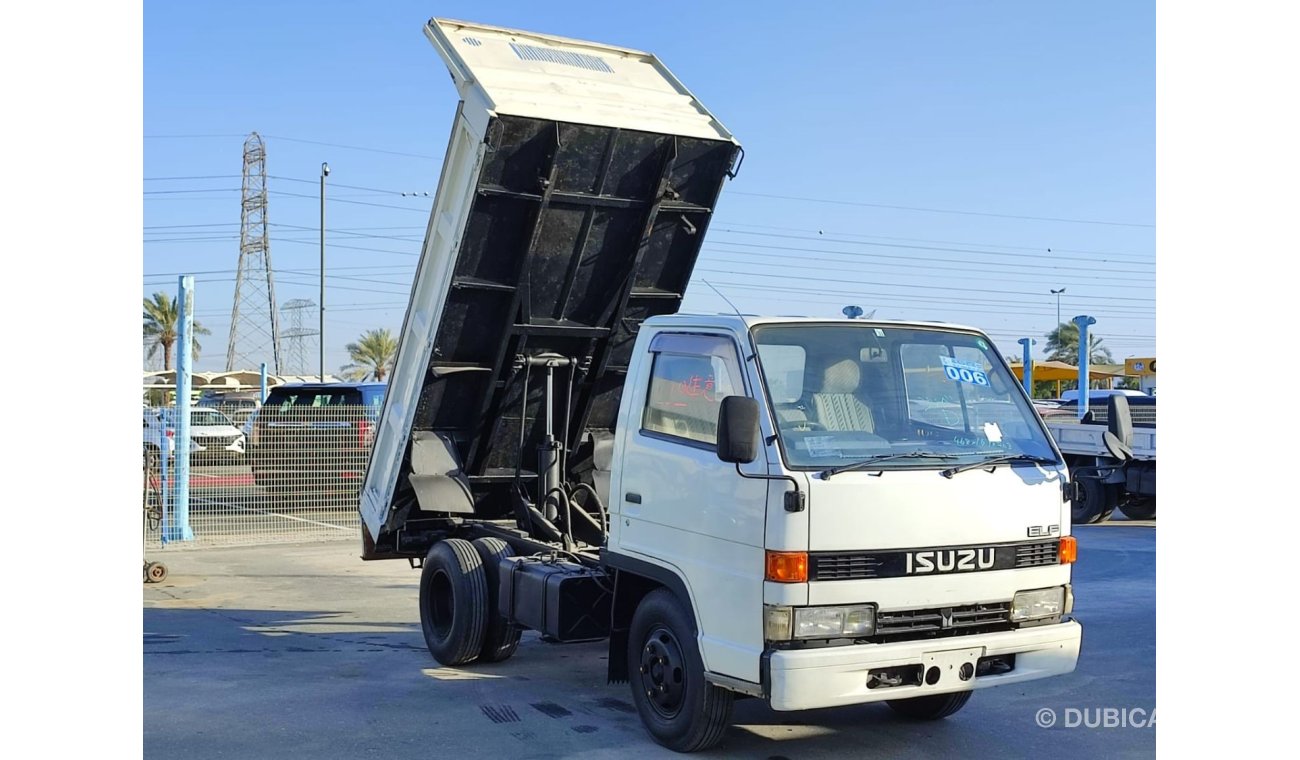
[810,540,1059,581]
[813,554,886,580]
[1015,541,1059,567]
[195,436,233,450]
[873,602,1012,642]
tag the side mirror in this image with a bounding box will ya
[717,396,760,464]
[1102,430,1133,462]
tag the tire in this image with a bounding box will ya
[628,589,733,752]
[145,561,168,583]
[143,445,161,473]
[419,539,488,666]
[1072,476,1111,524]
[1118,496,1156,520]
[471,538,522,663]
[887,690,972,720]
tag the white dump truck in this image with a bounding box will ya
[360,18,1083,752]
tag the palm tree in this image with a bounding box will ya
[1044,322,1113,365]
[341,328,398,381]
[143,291,211,370]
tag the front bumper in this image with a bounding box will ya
[766,620,1081,711]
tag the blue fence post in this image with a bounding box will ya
[1017,338,1036,395]
[168,275,196,541]
[1073,315,1097,421]
[158,424,170,541]
[260,362,268,403]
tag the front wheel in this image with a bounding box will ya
[628,589,733,752]
[1071,476,1116,524]
[887,690,972,720]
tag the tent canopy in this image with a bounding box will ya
[1008,360,1124,382]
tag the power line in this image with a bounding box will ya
[698,251,1155,288]
[144,188,241,195]
[710,230,1154,269]
[143,222,241,230]
[260,134,439,160]
[695,267,1154,302]
[727,191,1154,228]
[269,189,429,213]
[143,175,244,181]
[269,175,431,196]
[703,240,1152,277]
[714,220,1153,261]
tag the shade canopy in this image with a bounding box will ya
[1008,360,1125,382]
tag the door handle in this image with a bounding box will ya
[625,492,642,504]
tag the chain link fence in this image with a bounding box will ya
[143,404,371,551]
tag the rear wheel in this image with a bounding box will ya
[1118,496,1156,520]
[628,589,732,752]
[472,537,522,663]
[887,691,972,720]
[419,539,488,666]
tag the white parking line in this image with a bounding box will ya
[189,496,354,531]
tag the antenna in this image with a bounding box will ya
[700,279,743,318]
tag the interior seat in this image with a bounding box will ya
[811,359,875,432]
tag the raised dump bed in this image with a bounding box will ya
[360,19,741,557]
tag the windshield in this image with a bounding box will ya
[189,410,233,426]
[751,324,1058,470]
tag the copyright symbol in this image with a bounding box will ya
[1035,708,1056,728]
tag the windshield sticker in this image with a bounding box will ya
[983,422,1003,443]
[804,436,839,458]
[940,356,990,386]
[874,328,885,337]
[976,338,989,350]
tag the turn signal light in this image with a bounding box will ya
[1059,536,1078,564]
[765,551,808,583]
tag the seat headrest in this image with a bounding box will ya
[821,359,861,394]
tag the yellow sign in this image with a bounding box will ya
[1125,357,1157,376]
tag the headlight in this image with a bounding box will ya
[1011,586,1066,621]
[765,605,876,640]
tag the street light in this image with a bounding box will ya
[1050,288,1066,328]
[320,162,329,382]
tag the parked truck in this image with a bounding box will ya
[360,18,1083,752]
[1045,395,1156,523]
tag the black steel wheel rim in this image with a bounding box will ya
[639,625,686,719]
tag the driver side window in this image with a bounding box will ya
[641,337,743,447]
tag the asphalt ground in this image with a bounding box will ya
[143,524,1155,759]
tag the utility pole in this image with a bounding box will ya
[320,162,329,382]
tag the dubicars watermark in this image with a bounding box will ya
[1035,707,1156,729]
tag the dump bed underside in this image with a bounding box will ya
[368,117,736,553]
[417,115,736,470]
[361,20,740,555]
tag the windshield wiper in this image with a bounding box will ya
[939,454,1058,479]
[821,452,958,479]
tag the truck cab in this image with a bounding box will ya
[606,315,1080,719]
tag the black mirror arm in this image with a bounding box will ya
[734,463,805,513]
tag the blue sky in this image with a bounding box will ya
[144,0,1154,373]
